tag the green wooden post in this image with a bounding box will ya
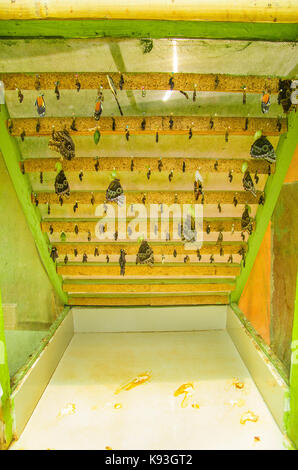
[285,272,298,449]
[0,104,68,305]
[230,110,298,303]
[0,290,13,450]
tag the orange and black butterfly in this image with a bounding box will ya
[35,94,46,117]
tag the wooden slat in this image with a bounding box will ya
[34,190,263,205]
[42,218,248,233]
[63,282,235,293]
[9,116,286,136]
[54,241,247,255]
[1,72,280,93]
[57,263,241,276]
[67,294,229,305]
[23,157,275,174]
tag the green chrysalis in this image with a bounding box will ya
[94,129,101,145]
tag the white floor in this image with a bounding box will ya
[10,330,285,450]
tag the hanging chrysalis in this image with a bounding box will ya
[106,178,125,206]
[147,167,151,180]
[75,74,81,92]
[158,159,163,172]
[78,171,83,182]
[156,132,159,143]
[184,255,190,263]
[217,202,222,213]
[168,169,173,182]
[106,255,110,263]
[88,231,91,242]
[119,249,126,276]
[8,119,13,134]
[94,157,100,172]
[20,130,26,141]
[173,249,177,258]
[74,248,78,257]
[169,76,174,90]
[181,213,197,243]
[250,133,276,163]
[228,254,233,264]
[130,159,134,172]
[35,95,46,117]
[193,84,197,102]
[83,253,88,263]
[189,128,193,139]
[74,225,79,235]
[214,75,219,89]
[40,172,43,184]
[225,130,229,143]
[94,247,99,257]
[112,117,116,131]
[242,87,246,105]
[91,194,95,205]
[49,128,75,160]
[228,171,233,183]
[136,240,154,266]
[36,119,41,133]
[169,117,174,129]
[174,194,178,204]
[242,170,257,197]
[216,230,223,245]
[20,162,25,174]
[47,203,51,215]
[50,247,58,263]
[49,225,54,235]
[54,81,60,100]
[35,74,41,90]
[59,196,63,206]
[119,74,124,90]
[161,254,165,264]
[125,126,130,141]
[60,232,66,242]
[141,118,146,130]
[259,193,265,205]
[94,99,103,120]
[206,224,211,234]
[209,117,214,129]
[16,88,24,103]
[179,90,189,100]
[241,232,245,241]
[233,195,238,207]
[182,161,186,173]
[261,90,271,114]
[142,194,146,205]
[196,249,202,261]
[55,169,70,198]
[220,246,224,257]
[141,86,146,98]
[94,128,101,145]
[114,231,118,241]
[277,117,282,132]
[278,80,293,113]
[214,160,218,171]
[254,171,259,184]
[210,254,214,264]
[231,223,235,235]
[70,117,78,132]
[244,117,249,131]
[241,205,253,234]
[64,255,68,265]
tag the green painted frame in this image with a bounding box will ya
[0,20,297,42]
[284,272,298,449]
[230,110,298,304]
[0,104,68,305]
[0,290,13,450]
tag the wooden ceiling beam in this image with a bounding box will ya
[63,282,235,293]
[67,295,229,306]
[23,157,274,174]
[1,72,281,93]
[34,190,263,205]
[54,241,247,255]
[9,116,286,136]
[57,263,241,276]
